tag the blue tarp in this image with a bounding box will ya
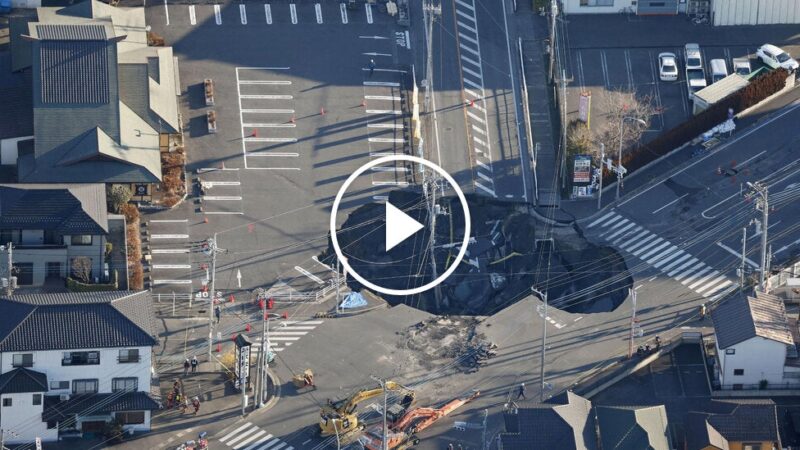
[340,292,367,309]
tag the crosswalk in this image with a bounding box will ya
[218,422,294,450]
[163,2,378,27]
[454,0,495,199]
[588,211,738,302]
[250,319,325,354]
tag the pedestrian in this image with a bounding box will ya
[183,358,190,376]
[368,59,376,77]
[447,444,454,450]
[175,393,182,409]
[214,305,221,323]
[191,355,198,373]
[516,382,526,400]
[173,380,181,395]
[700,303,707,321]
[655,335,661,350]
[180,397,188,414]
[192,396,200,415]
[166,391,174,409]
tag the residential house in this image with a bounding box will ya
[685,400,781,450]
[498,391,671,450]
[0,291,159,444]
[5,0,181,202]
[562,0,679,15]
[0,183,110,287]
[711,290,800,390]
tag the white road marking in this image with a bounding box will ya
[152,264,192,269]
[315,3,322,24]
[587,211,616,228]
[340,3,348,23]
[154,279,193,285]
[467,111,484,123]
[233,430,266,449]
[240,94,293,100]
[363,81,400,87]
[264,4,272,24]
[622,234,658,253]
[214,4,222,25]
[631,237,665,257]
[367,123,403,129]
[667,258,700,277]
[290,3,297,24]
[639,241,672,261]
[239,80,292,85]
[615,228,648,246]
[241,108,294,114]
[652,249,686,269]
[660,253,693,273]
[689,270,720,290]
[151,234,189,239]
[372,181,409,186]
[645,245,678,266]
[651,194,688,214]
[405,30,411,49]
[189,5,196,25]
[150,219,188,223]
[461,54,480,67]
[295,266,324,284]
[680,266,712,284]
[244,137,298,143]
[456,8,475,21]
[605,222,637,241]
[242,123,296,128]
[366,109,402,115]
[246,152,298,157]
[240,4,247,24]
[596,213,623,228]
[225,427,258,447]
[716,242,759,268]
[242,434,273,450]
[456,0,474,11]
[368,137,405,143]
[457,20,477,33]
[365,3,373,23]
[164,0,170,25]
[701,279,733,297]
[204,211,247,215]
[202,196,243,201]
[152,249,190,254]
[600,51,610,88]
[459,43,480,57]
[475,181,496,197]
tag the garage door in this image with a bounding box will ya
[637,0,679,14]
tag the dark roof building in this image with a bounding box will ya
[685,400,781,450]
[0,183,108,235]
[8,0,180,184]
[0,291,157,352]
[711,291,794,349]
[499,391,597,450]
[0,367,48,394]
[595,405,671,450]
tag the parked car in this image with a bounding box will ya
[0,0,11,14]
[757,44,799,71]
[658,52,679,81]
[732,58,752,76]
[686,68,707,99]
[710,59,728,83]
[685,43,703,70]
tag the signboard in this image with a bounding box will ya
[573,155,592,183]
[36,438,42,450]
[578,92,591,127]
[233,334,252,390]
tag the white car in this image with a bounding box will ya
[733,58,752,76]
[685,43,703,70]
[686,68,707,99]
[757,44,799,71]
[658,52,678,81]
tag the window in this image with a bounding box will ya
[580,0,614,5]
[118,349,140,363]
[2,398,11,407]
[725,348,736,355]
[72,379,98,394]
[116,411,145,425]
[47,420,58,429]
[744,444,762,450]
[12,353,33,368]
[50,381,69,390]
[733,383,743,390]
[112,377,138,393]
[734,369,744,376]
[70,235,93,246]
[62,351,99,366]
[0,230,21,244]
[32,394,42,406]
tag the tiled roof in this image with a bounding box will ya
[35,24,107,41]
[499,392,597,450]
[0,368,48,394]
[39,40,110,105]
[0,291,157,352]
[0,183,108,234]
[686,401,780,449]
[596,405,671,450]
[712,291,794,348]
[43,391,159,421]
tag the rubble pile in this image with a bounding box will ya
[400,317,497,374]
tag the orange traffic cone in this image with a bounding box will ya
[216,343,221,353]
[361,99,367,107]
[203,217,209,224]
[282,312,288,319]
[245,323,251,332]
[320,107,326,116]
[290,115,296,124]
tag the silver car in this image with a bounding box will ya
[658,52,678,81]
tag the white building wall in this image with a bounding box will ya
[0,137,33,166]
[0,347,152,395]
[713,0,800,25]
[719,336,786,387]
[0,392,57,444]
[563,0,634,14]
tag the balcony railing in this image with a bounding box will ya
[117,355,141,363]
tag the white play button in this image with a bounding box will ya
[385,202,425,252]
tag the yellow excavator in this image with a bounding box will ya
[319,381,415,440]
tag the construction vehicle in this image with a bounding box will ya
[358,390,480,450]
[319,381,415,439]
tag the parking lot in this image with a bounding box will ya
[650,341,710,398]
[562,15,800,145]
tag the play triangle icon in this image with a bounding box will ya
[385,202,425,252]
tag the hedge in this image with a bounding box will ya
[66,273,118,292]
[604,68,790,183]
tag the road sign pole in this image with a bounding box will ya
[597,143,604,210]
[628,288,637,359]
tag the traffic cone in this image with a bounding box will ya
[290,115,296,124]
[469,99,475,107]
[216,343,221,353]
[229,294,235,303]
[282,312,288,319]
[231,334,236,341]
[203,217,209,224]
[361,99,367,107]
[252,129,258,137]
[245,323,251,332]
[320,107,325,116]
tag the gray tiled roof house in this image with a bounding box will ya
[0,183,108,235]
[499,391,597,450]
[8,0,180,185]
[0,367,48,394]
[595,405,671,450]
[711,291,794,349]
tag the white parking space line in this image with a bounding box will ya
[372,181,409,186]
[576,50,585,90]
[365,3,373,23]
[203,196,243,201]
[649,50,665,131]
[242,108,294,114]
[152,249,190,254]
[264,4,272,24]
[290,3,297,24]
[154,280,193,285]
[624,50,634,90]
[367,123,404,129]
[600,51,610,88]
[363,81,400,87]
[152,264,192,269]
[315,3,323,24]
[368,138,405,143]
[340,3,348,23]
[366,109,402,115]
[240,4,247,24]
[365,95,401,101]
[189,5,196,25]
[164,0,170,25]
[151,234,189,239]
[239,80,292,85]
[214,4,222,25]
[240,94,293,100]
[247,153,299,157]
[242,123,296,128]
[150,219,189,223]
[244,137,297,143]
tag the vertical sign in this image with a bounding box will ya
[233,334,252,390]
[573,155,592,183]
[578,92,591,128]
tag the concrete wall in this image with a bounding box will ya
[563,0,634,14]
[718,336,786,386]
[0,392,57,444]
[10,0,41,8]
[0,347,152,396]
[713,0,800,25]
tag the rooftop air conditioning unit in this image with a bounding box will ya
[60,394,70,401]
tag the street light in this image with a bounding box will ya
[616,116,647,200]
[257,312,283,408]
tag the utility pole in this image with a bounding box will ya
[560,69,567,189]
[616,117,646,200]
[746,182,770,292]
[370,375,389,450]
[422,0,440,112]
[531,286,548,402]
[740,227,747,289]
[3,243,13,297]
[628,288,637,359]
[548,0,558,83]
[335,259,341,315]
[425,174,443,308]
[206,234,226,361]
[596,143,605,210]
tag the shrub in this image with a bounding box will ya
[102,419,125,444]
[119,203,140,224]
[67,276,117,292]
[129,263,144,291]
[105,242,114,258]
[107,185,132,213]
[71,256,93,283]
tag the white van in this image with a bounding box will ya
[710,59,728,83]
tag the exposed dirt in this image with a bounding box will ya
[398,316,496,374]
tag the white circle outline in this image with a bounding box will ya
[329,155,471,296]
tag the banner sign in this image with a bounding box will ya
[573,155,592,183]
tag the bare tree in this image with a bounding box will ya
[593,89,655,160]
[71,257,93,283]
